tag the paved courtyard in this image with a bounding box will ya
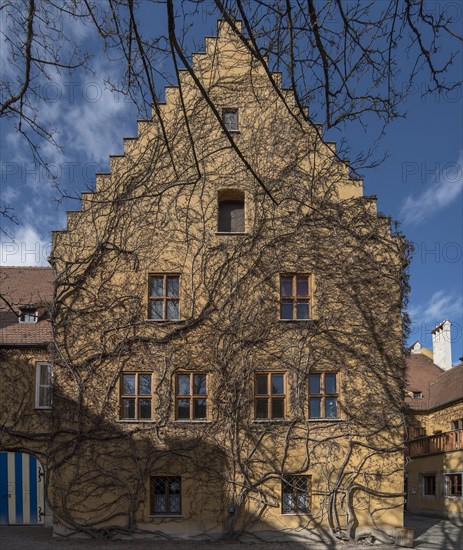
[0,515,461,550]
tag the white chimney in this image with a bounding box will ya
[431,320,452,370]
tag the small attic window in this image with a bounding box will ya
[218,190,245,233]
[412,391,422,400]
[222,109,238,132]
[19,308,38,323]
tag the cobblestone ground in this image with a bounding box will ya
[0,515,461,550]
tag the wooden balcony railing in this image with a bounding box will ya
[408,429,463,458]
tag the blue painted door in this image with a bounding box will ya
[0,452,45,525]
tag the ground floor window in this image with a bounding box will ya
[444,472,462,498]
[281,475,311,514]
[150,476,181,515]
[420,473,436,496]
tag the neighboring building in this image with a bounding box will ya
[2,21,408,542]
[405,320,463,519]
[0,267,54,526]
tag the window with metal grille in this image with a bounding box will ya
[120,373,152,420]
[309,372,339,419]
[444,473,462,498]
[255,372,286,420]
[148,274,180,320]
[176,373,207,420]
[35,362,52,408]
[282,475,311,514]
[222,109,238,131]
[150,476,182,515]
[218,190,245,233]
[279,274,311,320]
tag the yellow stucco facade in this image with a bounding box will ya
[2,21,408,542]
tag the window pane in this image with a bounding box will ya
[309,374,320,394]
[122,398,135,419]
[325,397,338,418]
[169,478,181,494]
[325,373,337,394]
[122,374,136,395]
[218,201,244,232]
[256,398,268,419]
[167,300,179,320]
[166,276,179,297]
[280,301,293,320]
[168,495,181,514]
[309,397,321,418]
[256,374,268,395]
[193,374,206,395]
[296,300,309,319]
[223,110,237,131]
[297,277,308,297]
[177,375,190,395]
[193,398,207,419]
[272,398,285,419]
[38,387,51,407]
[139,374,151,395]
[153,478,166,494]
[150,300,163,320]
[177,398,190,419]
[153,495,165,513]
[280,277,293,297]
[150,276,164,297]
[39,364,51,385]
[139,398,152,419]
[271,374,284,395]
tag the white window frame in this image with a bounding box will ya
[35,362,53,409]
[19,308,38,323]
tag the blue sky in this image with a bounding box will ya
[1,8,462,362]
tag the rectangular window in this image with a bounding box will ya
[148,274,180,320]
[421,474,436,496]
[150,476,181,515]
[222,109,238,131]
[280,274,311,320]
[255,372,286,420]
[452,419,463,430]
[282,475,311,514]
[175,373,207,420]
[20,309,38,323]
[120,373,153,420]
[308,372,339,419]
[444,473,462,498]
[35,362,52,408]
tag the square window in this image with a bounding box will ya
[175,373,208,420]
[120,373,152,420]
[148,274,180,320]
[279,274,311,320]
[308,372,339,420]
[222,109,238,131]
[35,362,52,408]
[282,475,311,514]
[255,372,286,420]
[150,476,182,515]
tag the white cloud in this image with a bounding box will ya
[1,225,51,266]
[400,150,463,225]
[409,290,463,324]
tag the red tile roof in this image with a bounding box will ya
[406,352,463,411]
[0,267,53,346]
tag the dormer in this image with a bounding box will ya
[19,308,38,323]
